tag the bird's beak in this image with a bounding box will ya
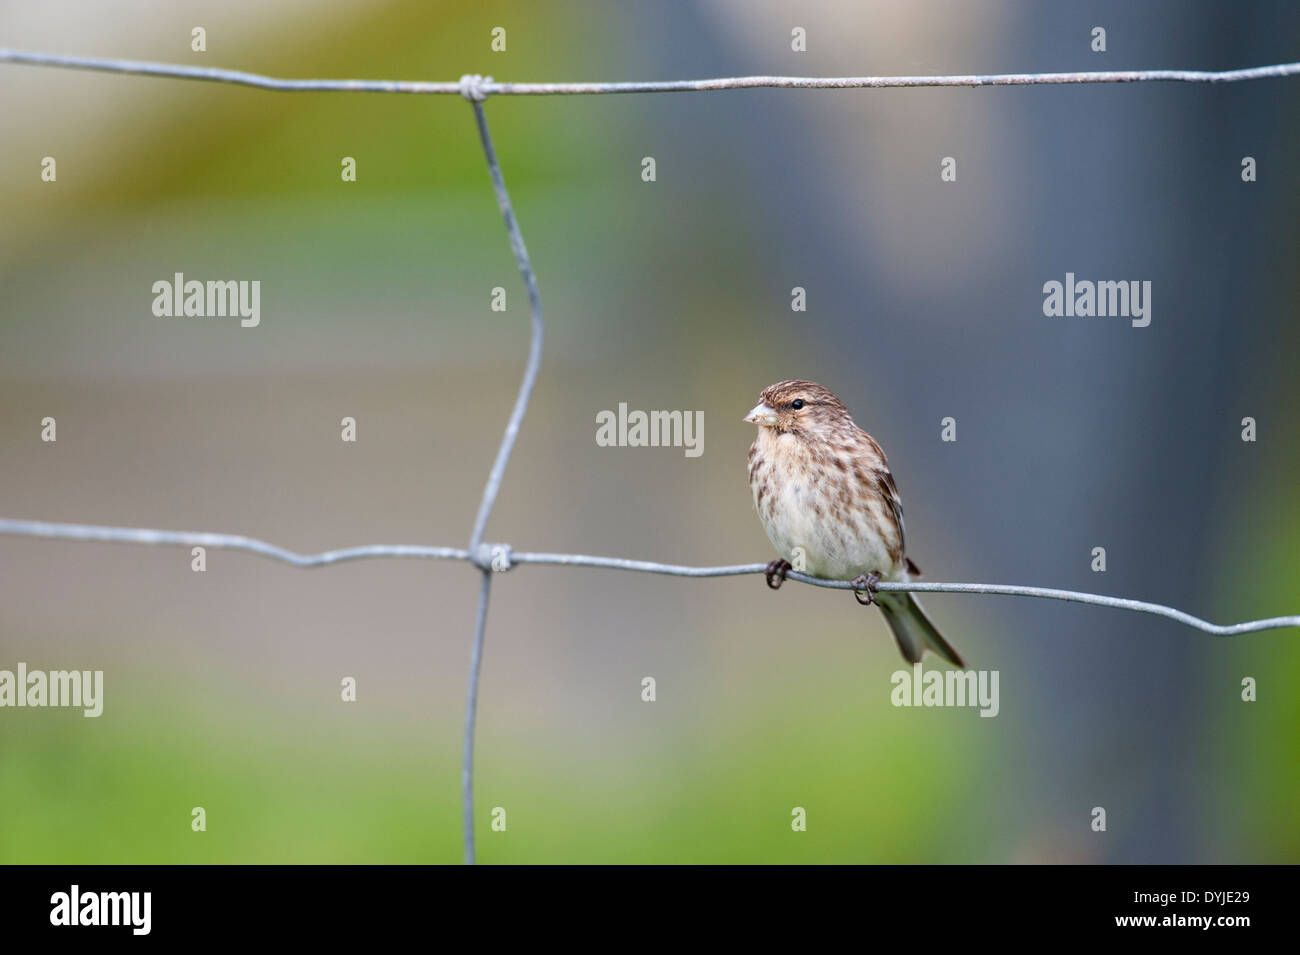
[744,402,778,426]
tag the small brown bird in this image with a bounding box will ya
[745,379,965,667]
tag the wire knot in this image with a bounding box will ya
[470,542,512,572]
[458,74,493,103]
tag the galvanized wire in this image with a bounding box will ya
[3,48,1300,95]
[2,518,1295,637]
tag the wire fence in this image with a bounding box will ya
[2,49,1299,865]
[5,48,1300,93]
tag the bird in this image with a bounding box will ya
[745,379,965,667]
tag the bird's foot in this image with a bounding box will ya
[765,559,793,590]
[851,572,881,606]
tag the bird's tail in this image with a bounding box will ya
[876,591,966,668]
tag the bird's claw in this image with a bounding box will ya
[852,572,880,606]
[765,559,792,590]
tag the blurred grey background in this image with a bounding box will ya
[1,0,1297,862]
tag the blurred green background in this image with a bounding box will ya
[1,0,1297,863]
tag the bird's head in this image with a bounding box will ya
[744,379,851,436]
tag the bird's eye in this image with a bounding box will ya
[791,399,805,410]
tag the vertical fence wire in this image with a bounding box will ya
[460,90,546,863]
[462,572,493,865]
[466,95,545,553]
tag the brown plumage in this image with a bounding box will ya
[745,379,965,667]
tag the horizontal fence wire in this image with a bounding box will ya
[4,49,1300,95]
[1,518,1296,638]
[3,48,1300,864]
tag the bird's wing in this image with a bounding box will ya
[851,428,911,570]
[878,472,922,577]
[876,467,907,555]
